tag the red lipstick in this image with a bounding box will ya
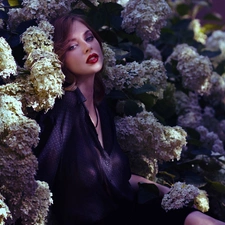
[86,53,99,64]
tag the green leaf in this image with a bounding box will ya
[215,60,225,75]
[0,10,8,20]
[81,0,97,10]
[99,29,118,46]
[131,84,157,95]
[203,13,223,21]
[8,0,20,6]
[124,100,142,116]
[106,89,127,100]
[176,4,190,16]
[137,183,159,204]
[200,49,221,58]
[118,43,144,62]
[205,178,225,194]
[135,93,157,111]
[152,83,176,119]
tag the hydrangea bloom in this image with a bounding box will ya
[21,20,54,56]
[103,58,167,99]
[207,72,225,106]
[20,181,53,225]
[121,0,172,42]
[205,30,225,67]
[161,182,209,213]
[0,193,11,225]
[196,126,225,155]
[23,50,65,112]
[7,0,70,30]
[166,44,213,95]
[143,43,162,60]
[115,111,187,177]
[20,20,65,112]
[0,37,17,79]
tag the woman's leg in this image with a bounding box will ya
[184,211,225,225]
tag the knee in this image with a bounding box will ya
[184,211,225,225]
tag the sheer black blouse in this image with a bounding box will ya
[33,88,135,225]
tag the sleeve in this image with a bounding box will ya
[33,111,63,190]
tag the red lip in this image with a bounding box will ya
[86,53,99,64]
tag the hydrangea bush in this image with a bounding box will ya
[0,0,225,223]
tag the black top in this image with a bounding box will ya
[33,88,135,224]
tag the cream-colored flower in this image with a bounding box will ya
[24,50,65,112]
[0,37,17,79]
[188,19,207,44]
[21,21,54,56]
[194,190,209,213]
[0,193,11,225]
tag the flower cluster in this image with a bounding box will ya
[121,0,172,42]
[143,43,162,61]
[175,91,225,155]
[115,111,187,177]
[7,0,70,30]
[19,181,53,225]
[0,193,11,225]
[0,37,17,80]
[21,21,65,112]
[166,43,213,95]
[21,20,54,55]
[103,52,167,99]
[205,30,225,67]
[161,182,209,213]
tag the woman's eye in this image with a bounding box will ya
[86,35,94,42]
[68,44,78,51]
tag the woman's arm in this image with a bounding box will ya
[129,174,170,197]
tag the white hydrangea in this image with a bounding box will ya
[166,44,213,95]
[121,0,172,42]
[117,0,129,6]
[143,43,162,60]
[103,58,167,98]
[207,72,225,106]
[0,94,40,155]
[161,182,209,213]
[205,30,225,67]
[20,181,53,225]
[8,0,70,30]
[0,37,17,79]
[115,110,187,164]
[21,20,54,56]
[196,126,225,155]
[0,193,11,225]
[23,50,65,112]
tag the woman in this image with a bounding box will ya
[34,13,225,225]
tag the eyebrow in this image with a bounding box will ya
[67,30,92,43]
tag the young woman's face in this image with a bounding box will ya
[64,20,104,79]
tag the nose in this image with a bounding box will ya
[82,41,92,54]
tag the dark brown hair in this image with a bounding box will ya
[52,13,105,104]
